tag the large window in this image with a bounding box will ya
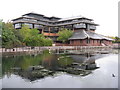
[15,23,21,28]
[90,25,96,30]
[34,24,40,29]
[24,23,33,28]
[74,23,86,28]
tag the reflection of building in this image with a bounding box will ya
[4,53,107,81]
[69,54,106,70]
[12,12,113,46]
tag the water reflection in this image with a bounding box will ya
[2,50,108,81]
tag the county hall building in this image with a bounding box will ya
[12,12,113,46]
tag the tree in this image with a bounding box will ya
[19,25,31,43]
[114,36,120,43]
[20,25,53,46]
[2,21,21,48]
[2,23,53,48]
[43,38,53,46]
[57,28,73,43]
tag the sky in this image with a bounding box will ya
[0,0,119,37]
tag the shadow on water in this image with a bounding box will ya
[2,50,110,81]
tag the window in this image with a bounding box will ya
[90,25,96,30]
[15,23,21,28]
[74,23,86,28]
[24,23,33,28]
[80,40,82,43]
[86,39,90,44]
[100,40,103,44]
[34,24,40,29]
[97,40,100,43]
[70,40,74,44]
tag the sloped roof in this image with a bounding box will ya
[97,34,114,41]
[86,31,103,39]
[69,30,88,40]
[69,30,113,41]
[58,15,93,21]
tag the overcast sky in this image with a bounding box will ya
[0,0,119,37]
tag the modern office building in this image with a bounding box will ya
[12,12,113,46]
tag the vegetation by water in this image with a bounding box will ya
[1,20,53,48]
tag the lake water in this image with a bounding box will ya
[0,50,118,88]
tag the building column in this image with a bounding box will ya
[72,24,74,31]
[49,27,50,36]
[33,24,34,28]
[42,26,44,34]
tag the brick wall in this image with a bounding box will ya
[69,39,102,46]
[102,40,113,46]
[55,39,112,46]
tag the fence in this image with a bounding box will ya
[0,46,114,53]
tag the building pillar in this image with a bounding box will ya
[72,24,74,31]
[42,26,44,34]
[33,24,34,28]
[86,24,90,30]
[49,27,50,36]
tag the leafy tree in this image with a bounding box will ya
[2,22,53,48]
[2,21,21,48]
[20,25,53,46]
[43,38,53,46]
[114,36,120,43]
[19,25,31,42]
[57,28,73,43]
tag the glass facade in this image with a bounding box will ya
[14,23,21,28]
[24,23,33,28]
[74,23,86,28]
[34,24,40,29]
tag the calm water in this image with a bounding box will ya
[1,50,118,88]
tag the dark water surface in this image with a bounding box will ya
[1,50,118,88]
